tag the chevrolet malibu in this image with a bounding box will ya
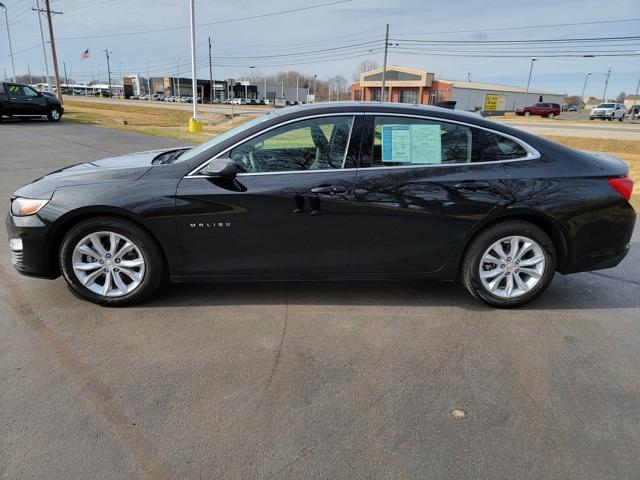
[6,102,636,307]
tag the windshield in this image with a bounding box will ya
[179,113,275,163]
[596,104,615,108]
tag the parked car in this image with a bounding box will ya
[628,105,640,116]
[567,105,579,112]
[590,103,626,121]
[515,102,561,118]
[0,81,63,122]
[6,102,635,307]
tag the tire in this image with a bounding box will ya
[619,115,625,122]
[590,117,594,121]
[461,220,556,308]
[608,115,614,121]
[47,106,62,122]
[547,112,554,118]
[59,217,166,306]
[523,111,531,117]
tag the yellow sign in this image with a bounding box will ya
[484,94,500,111]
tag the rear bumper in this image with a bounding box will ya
[561,203,636,274]
[5,213,59,279]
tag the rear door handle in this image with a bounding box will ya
[310,185,347,195]
[454,181,490,191]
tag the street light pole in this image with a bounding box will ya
[602,67,611,102]
[524,57,537,106]
[313,74,317,101]
[188,0,201,131]
[176,56,181,100]
[579,72,591,118]
[0,3,16,82]
[147,60,152,101]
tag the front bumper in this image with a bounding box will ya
[590,111,612,118]
[5,212,59,279]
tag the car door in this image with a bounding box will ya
[4,83,29,115]
[21,85,48,115]
[174,113,362,277]
[349,114,529,273]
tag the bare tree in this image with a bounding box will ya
[615,92,626,103]
[352,59,380,81]
[564,95,582,107]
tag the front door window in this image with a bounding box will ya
[228,116,354,173]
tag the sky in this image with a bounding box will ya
[0,0,639,98]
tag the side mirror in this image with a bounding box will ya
[202,158,239,180]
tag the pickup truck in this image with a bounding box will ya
[0,81,64,122]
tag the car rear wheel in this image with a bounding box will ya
[60,217,165,306]
[461,220,556,308]
[47,106,62,122]
[619,115,625,122]
[523,111,531,117]
[547,112,555,118]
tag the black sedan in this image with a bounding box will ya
[6,102,636,307]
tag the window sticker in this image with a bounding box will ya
[382,125,411,163]
[411,124,441,164]
[381,124,442,164]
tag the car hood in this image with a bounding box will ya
[13,148,181,199]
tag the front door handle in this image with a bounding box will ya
[454,181,490,191]
[310,185,347,195]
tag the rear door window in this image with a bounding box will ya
[6,84,22,95]
[370,116,530,166]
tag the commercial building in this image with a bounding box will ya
[351,65,564,112]
[122,75,306,103]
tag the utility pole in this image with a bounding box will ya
[296,76,299,103]
[602,67,611,102]
[0,3,16,82]
[63,61,68,89]
[44,0,63,103]
[34,0,51,92]
[103,50,112,98]
[208,36,213,103]
[28,65,32,85]
[381,23,389,102]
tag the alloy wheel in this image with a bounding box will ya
[71,231,146,297]
[51,109,60,120]
[478,235,545,299]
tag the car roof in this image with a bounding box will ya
[276,101,491,123]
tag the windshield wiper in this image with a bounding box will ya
[152,149,188,165]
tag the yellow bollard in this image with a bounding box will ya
[188,118,203,132]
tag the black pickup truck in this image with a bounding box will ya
[0,82,64,122]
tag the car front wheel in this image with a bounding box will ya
[59,217,165,306]
[47,106,62,122]
[461,220,556,308]
[523,111,531,117]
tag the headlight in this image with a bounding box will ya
[11,197,50,216]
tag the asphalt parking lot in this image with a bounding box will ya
[1,120,639,479]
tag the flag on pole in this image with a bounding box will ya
[81,49,90,60]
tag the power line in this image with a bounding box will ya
[57,0,353,40]
[393,18,640,36]
[390,35,640,45]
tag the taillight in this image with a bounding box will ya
[608,177,634,201]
